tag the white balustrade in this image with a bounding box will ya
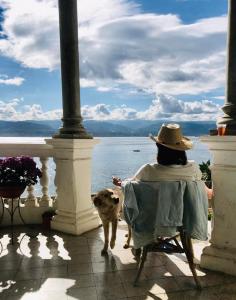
[0,137,55,225]
[0,137,99,234]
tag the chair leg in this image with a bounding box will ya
[133,247,148,287]
[180,230,202,289]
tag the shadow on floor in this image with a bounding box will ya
[0,224,235,300]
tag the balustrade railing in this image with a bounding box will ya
[0,137,55,225]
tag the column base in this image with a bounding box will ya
[51,207,100,235]
[200,245,236,276]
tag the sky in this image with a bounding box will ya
[0,0,228,122]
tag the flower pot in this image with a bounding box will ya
[0,185,26,198]
[42,211,56,230]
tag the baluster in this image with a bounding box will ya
[25,184,38,207]
[39,157,52,207]
[52,157,58,209]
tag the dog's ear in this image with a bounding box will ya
[93,197,102,207]
[113,197,119,205]
[108,190,114,196]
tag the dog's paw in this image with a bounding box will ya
[110,239,115,249]
[101,248,108,256]
[123,243,129,249]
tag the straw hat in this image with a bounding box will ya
[150,123,193,151]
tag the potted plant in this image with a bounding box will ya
[199,160,212,188]
[0,156,42,198]
[199,160,213,220]
[42,210,56,230]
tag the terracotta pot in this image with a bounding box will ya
[0,185,26,198]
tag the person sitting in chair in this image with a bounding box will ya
[113,123,212,199]
[113,123,211,250]
[113,124,210,288]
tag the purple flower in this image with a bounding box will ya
[0,156,42,187]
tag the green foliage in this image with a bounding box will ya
[199,160,211,182]
[208,208,213,221]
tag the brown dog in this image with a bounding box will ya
[93,188,131,255]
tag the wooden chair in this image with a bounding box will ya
[133,227,201,289]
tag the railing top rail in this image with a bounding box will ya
[0,137,53,157]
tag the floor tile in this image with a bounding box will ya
[68,253,92,264]
[94,272,122,286]
[96,283,127,299]
[20,256,44,269]
[43,257,69,267]
[0,270,17,282]
[0,256,22,271]
[123,278,179,297]
[143,266,172,280]
[41,265,68,278]
[92,258,117,273]
[40,278,75,291]
[15,267,43,280]
[118,269,146,283]
[67,286,98,300]
[68,262,93,275]
[6,279,41,299]
[69,274,95,289]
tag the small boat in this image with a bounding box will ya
[133,149,140,152]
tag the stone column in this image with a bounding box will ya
[55,0,91,138]
[47,1,100,234]
[46,138,100,235]
[200,136,236,276]
[218,0,236,134]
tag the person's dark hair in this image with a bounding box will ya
[156,143,187,165]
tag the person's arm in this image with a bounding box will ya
[205,185,213,200]
[112,164,149,187]
[132,164,149,181]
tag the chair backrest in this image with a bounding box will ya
[123,180,208,241]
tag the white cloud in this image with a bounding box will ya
[0,75,24,86]
[213,96,225,101]
[80,78,96,88]
[82,103,137,120]
[136,94,222,121]
[0,0,138,70]
[81,94,221,121]
[0,98,62,120]
[0,0,227,96]
[0,94,222,121]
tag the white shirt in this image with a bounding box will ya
[133,160,202,182]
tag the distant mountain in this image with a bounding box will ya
[0,120,216,137]
[137,121,216,137]
[0,121,55,137]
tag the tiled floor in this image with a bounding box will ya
[0,223,236,300]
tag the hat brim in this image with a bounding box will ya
[152,136,193,151]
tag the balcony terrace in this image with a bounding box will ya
[1,0,236,298]
[1,222,236,300]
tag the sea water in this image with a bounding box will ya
[33,136,210,195]
[91,136,211,192]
